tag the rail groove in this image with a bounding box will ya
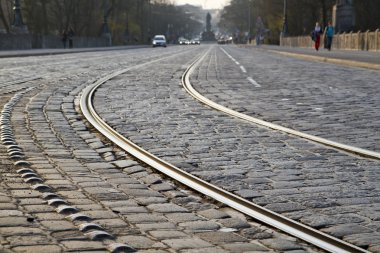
[80,49,370,253]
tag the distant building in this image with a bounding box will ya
[333,0,355,32]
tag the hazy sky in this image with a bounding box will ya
[175,0,230,9]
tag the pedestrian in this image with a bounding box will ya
[255,16,264,46]
[313,22,322,51]
[324,21,334,51]
[61,30,68,49]
[68,27,74,48]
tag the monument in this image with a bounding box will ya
[334,0,355,32]
[201,13,215,41]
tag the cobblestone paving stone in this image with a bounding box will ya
[94,45,380,252]
[0,47,323,252]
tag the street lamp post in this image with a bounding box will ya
[167,24,172,43]
[282,0,288,37]
[248,0,251,44]
[11,0,28,33]
[147,0,151,41]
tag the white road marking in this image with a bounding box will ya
[220,47,229,55]
[247,77,261,87]
[221,47,261,88]
[221,47,240,65]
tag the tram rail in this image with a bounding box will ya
[80,48,373,253]
[184,48,380,160]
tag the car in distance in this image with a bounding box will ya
[191,38,200,45]
[152,35,167,47]
[178,38,187,45]
[178,38,191,45]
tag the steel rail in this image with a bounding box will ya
[80,48,370,253]
[181,49,371,253]
[184,47,380,160]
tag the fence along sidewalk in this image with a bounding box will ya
[280,29,380,51]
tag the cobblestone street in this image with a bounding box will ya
[1,45,379,252]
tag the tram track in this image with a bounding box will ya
[80,47,371,253]
[0,46,192,91]
[0,47,194,99]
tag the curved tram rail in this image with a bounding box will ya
[80,49,371,253]
[184,48,380,161]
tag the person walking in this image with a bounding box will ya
[68,27,74,48]
[313,22,322,51]
[61,30,68,49]
[324,21,334,51]
[255,16,264,46]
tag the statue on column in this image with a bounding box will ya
[202,13,215,41]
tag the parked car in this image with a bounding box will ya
[152,35,167,47]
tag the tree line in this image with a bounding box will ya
[0,0,203,44]
[218,0,380,44]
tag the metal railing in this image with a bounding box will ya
[280,29,380,51]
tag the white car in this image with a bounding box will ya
[152,35,167,47]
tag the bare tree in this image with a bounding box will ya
[0,0,13,32]
[1,0,199,44]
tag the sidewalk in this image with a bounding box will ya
[247,45,380,71]
[0,45,148,58]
